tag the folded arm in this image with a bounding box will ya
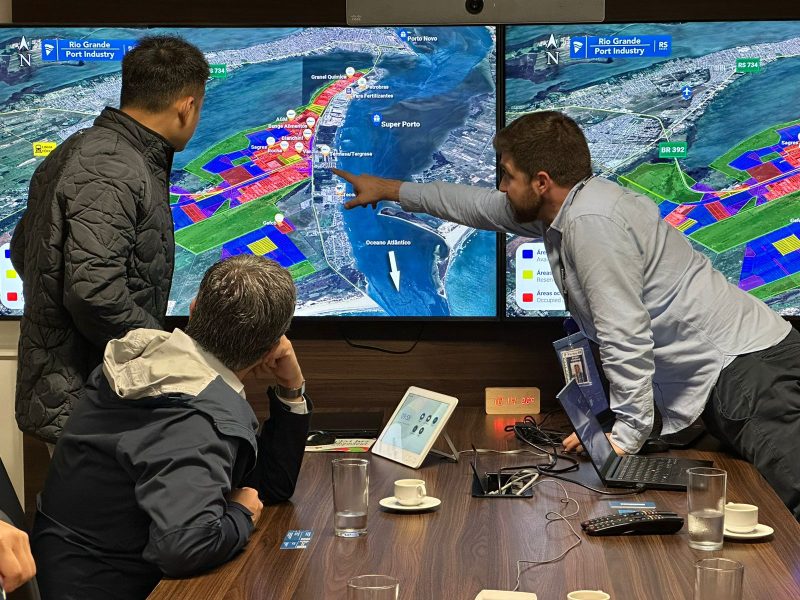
[125,416,254,578]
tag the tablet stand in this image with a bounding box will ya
[428,430,459,463]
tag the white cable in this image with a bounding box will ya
[512,479,583,592]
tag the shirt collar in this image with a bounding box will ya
[548,176,593,234]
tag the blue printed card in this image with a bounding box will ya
[280,529,313,549]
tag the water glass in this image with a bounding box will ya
[694,558,744,600]
[332,458,369,537]
[687,467,727,551]
[347,575,399,600]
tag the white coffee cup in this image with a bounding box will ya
[394,478,427,506]
[567,592,611,600]
[724,502,759,533]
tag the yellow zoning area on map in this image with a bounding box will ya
[247,236,278,256]
[774,234,800,256]
[676,218,697,233]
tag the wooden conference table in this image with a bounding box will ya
[148,409,800,600]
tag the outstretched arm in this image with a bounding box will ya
[333,168,544,237]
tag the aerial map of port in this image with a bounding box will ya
[0,27,497,317]
[506,22,800,317]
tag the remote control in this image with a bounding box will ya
[581,510,684,536]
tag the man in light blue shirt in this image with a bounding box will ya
[333,110,800,518]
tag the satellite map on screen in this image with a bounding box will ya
[505,22,800,317]
[0,26,497,317]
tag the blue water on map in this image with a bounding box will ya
[683,58,800,172]
[0,27,297,105]
[506,21,800,109]
[337,26,496,316]
[446,231,497,317]
[0,26,497,317]
[175,28,497,317]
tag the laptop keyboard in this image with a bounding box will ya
[615,456,678,483]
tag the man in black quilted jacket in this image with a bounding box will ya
[10,35,209,445]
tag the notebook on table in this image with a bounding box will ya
[556,379,712,491]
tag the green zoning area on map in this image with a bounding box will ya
[619,119,800,305]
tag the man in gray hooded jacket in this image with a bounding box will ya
[31,254,311,600]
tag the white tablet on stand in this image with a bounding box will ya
[371,386,459,469]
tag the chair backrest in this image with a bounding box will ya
[0,457,25,529]
[0,457,41,600]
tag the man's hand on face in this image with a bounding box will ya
[331,168,402,209]
[253,335,304,391]
[0,520,36,594]
[228,487,263,525]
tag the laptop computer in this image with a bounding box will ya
[556,379,712,491]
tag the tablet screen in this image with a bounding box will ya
[372,386,458,468]
[381,392,452,455]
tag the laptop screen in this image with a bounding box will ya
[556,379,618,478]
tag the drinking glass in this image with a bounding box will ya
[687,467,727,551]
[694,558,743,600]
[347,575,399,600]
[332,458,369,537]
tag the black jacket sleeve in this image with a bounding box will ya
[122,413,254,578]
[243,388,312,504]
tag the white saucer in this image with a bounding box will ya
[724,523,774,539]
[379,496,441,511]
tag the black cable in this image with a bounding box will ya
[535,469,648,496]
[339,324,423,354]
[511,424,579,474]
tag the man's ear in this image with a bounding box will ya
[176,95,196,126]
[534,171,553,194]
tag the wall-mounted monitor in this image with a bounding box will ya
[505,21,800,318]
[0,26,498,318]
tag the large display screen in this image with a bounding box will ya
[505,22,800,317]
[0,26,497,318]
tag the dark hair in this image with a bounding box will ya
[185,255,297,371]
[120,35,209,113]
[493,111,592,187]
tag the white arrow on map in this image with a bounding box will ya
[388,251,401,291]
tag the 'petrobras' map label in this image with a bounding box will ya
[570,35,671,59]
[41,39,137,62]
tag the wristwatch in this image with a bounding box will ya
[275,380,305,400]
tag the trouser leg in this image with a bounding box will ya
[702,328,800,520]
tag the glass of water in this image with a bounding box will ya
[687,467,727,551]
[347,575,399,600]
[694,558,743,600]
[332,458,369,537]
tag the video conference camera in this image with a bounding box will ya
[346,0,605,25]
[464,0,485,15]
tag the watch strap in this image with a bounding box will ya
[275,381,305,400]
